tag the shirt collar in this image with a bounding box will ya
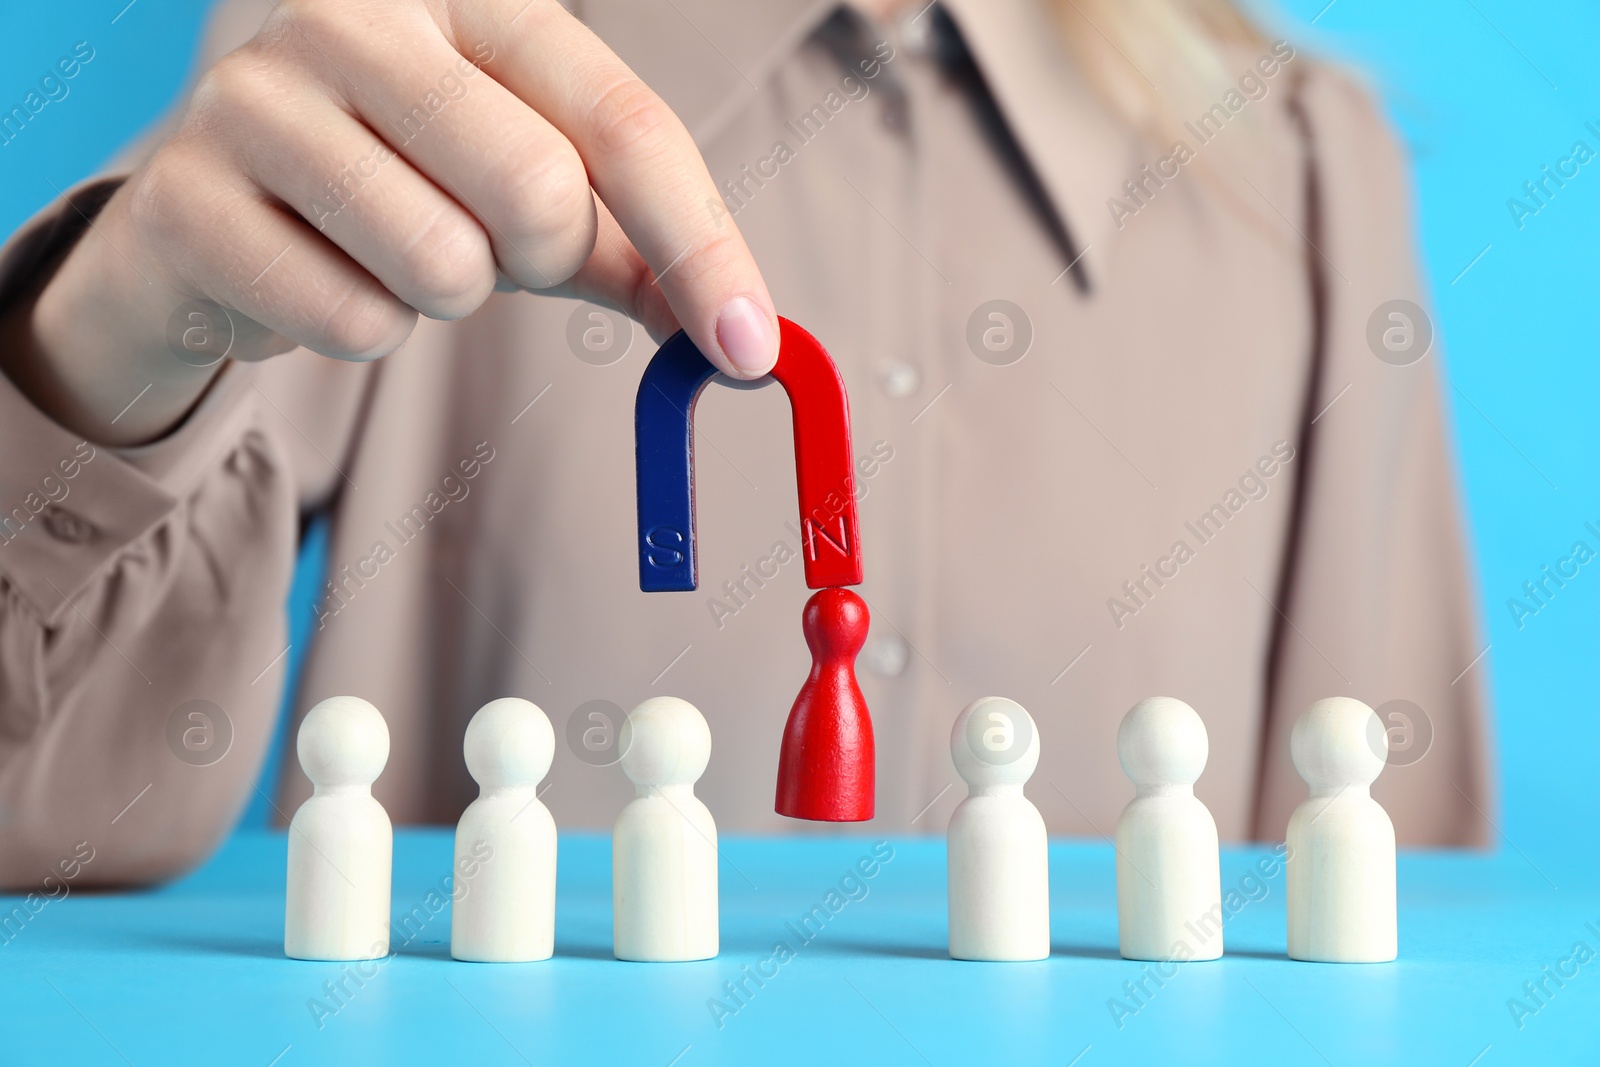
[583,0,1133,287]
[938,0,1135,288]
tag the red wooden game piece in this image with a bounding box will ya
[775,588,875,822]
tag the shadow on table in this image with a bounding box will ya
[1059,943,1289,962]
[803,939,950,961]
[1048,943,1123,960]
[1213,948,1288,961]
[817,939,1158,961]
[110,930,285,960]
[396,939,452,961]
[552,941,617,961]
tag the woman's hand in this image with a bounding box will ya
[1,0,778,445]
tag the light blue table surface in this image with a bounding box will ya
[1,830,1594,1066]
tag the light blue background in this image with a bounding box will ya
[2,2,1595,866]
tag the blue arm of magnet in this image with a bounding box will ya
[635,330,719,592]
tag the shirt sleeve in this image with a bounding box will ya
[1251,61,1495,847]
[0,395,299,890]
[0,180,342,888]
[0,0,379,888]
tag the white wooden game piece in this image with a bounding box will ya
[947,696,1049,961]
[450,698,557,963]
[612,696,718,962]
[1286,696,1397,963]
[1114,697,1223,961]
[285,696,393,961]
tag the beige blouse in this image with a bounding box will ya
[0,0,1492,887]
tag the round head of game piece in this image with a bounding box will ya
[619,696,711,788]
[801,588,870,662]
[464,698,555,791]
[1291,696,1387,791]
[1117,696,1209,790]
[950,696,1039,788]
[297,695,390,790]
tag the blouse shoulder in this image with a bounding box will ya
[1290,55,1411,195]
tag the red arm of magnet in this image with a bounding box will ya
[769,318,863,589]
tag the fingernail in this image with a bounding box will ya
[715,296,778,376]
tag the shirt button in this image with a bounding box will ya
[878,360,920,399]
[880,97,910,134]
[861,634,910,678]
[41,506,96,544]
[897,6,936,57]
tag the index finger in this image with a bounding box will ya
[454,1,779,378]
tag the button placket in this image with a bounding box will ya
[876,360,921,399]
[40,505,96,545]
[862,633,911,677]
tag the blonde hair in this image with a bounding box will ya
[1052,0,1272,141]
